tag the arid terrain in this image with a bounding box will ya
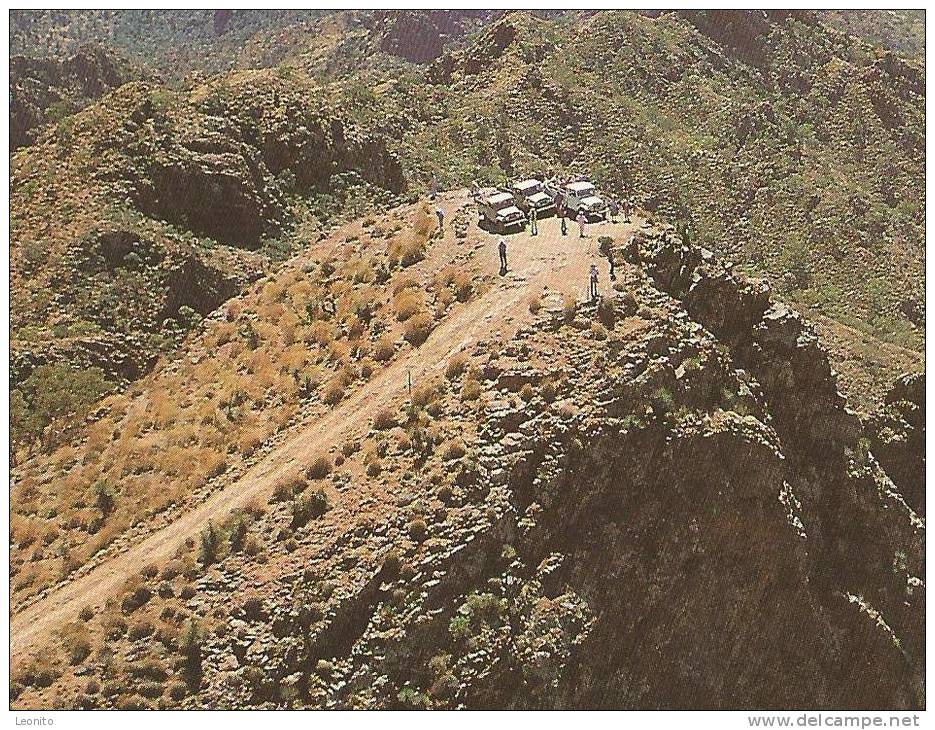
[8,9,924,711]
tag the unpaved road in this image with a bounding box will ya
[10,201,640,663]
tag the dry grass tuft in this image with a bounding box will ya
[445,352,468,380]
[394,291,423,322]
[404,312,434,346]
[373,407,397,430]
[373,336,396,363]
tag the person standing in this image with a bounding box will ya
[622,198,631,223]
[608,198,620,223]
[577,210,587,238]
[560,211,568,236]
[529,205,538,236]
[435,207,445,230]
[498,238,508,274]
[430,175,439,201]
[589,263,599,300]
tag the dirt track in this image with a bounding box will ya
[10,195,641,663]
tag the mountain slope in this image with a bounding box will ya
[10,69,405,450]
[9,10,924,449]
[10,204,923,709]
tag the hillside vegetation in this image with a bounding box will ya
[9,10,924,454]
[10,69,404,450]
[8,12,926,709]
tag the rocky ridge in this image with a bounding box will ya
[12,225,922,710]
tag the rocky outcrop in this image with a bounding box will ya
[87,77,405,249]
[429,14,521,84]
[624,229,924,702]
[376,11,484,64]
[10,45,142,150]
[866,373,925,514]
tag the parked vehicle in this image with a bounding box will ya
[507,178,556,217]
[544,179,606,220]
[478,191,526,232]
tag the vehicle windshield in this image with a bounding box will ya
[521,182,542,195]
[495,200,515,212]
[577,185,595,197]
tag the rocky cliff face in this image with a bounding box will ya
[179,236,921,709]
[87,76,405,249]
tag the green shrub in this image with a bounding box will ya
[179,621,202,681]
[650,386,674,414]
[228,515,248,553]
[198,522,219,566]
[92,480,115,517]
[407,518,428,542]
[12,364,113,447]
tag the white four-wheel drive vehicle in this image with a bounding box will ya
[544,179,607,220]
[478,191,526,232]
[508,178,556,217]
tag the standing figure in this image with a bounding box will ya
[530,205,538,236]
[589,263,599,300]
[435,207,445,230]
[577,210,587,238]
[498,238,508,275]
[608,198,620,223]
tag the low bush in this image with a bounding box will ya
[445,353,468,380]
[373,336,396,362]
[442,441,467,461]
[461,380,482,401]
[306,455,332,480]
[373,407,397,430]
[129,619,156,641]
[621,291,638,315]
[272,473,305,502]
[61,625,91,665]
[404,313,434,346]
[198,522,219,566]
[322,378,345,406]
[394,291,424,322]
[562,294,576,322]
[407,518,428,542]
[128,657,168,682]
[597,298,615,326]
[291,489,330,528]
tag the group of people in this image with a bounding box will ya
[498,235,612,301]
